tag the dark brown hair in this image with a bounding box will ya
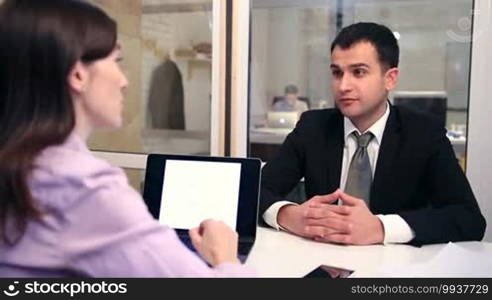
[331,22,399,71]
[0,0,117,245]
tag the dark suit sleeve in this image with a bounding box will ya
[258,115,308,224]
[398,125,486,246]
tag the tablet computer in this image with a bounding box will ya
[142,154,261,256]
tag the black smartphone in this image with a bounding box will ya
[304,265,354,278]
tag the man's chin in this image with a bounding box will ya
[337,106,360,118]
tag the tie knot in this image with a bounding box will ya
[352,132,373,147]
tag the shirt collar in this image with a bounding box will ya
[343,101,390,146]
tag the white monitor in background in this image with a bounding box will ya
[266,111,299,129]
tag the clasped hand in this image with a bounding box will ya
[278,189,384,245]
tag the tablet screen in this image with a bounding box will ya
[159,159,241,230]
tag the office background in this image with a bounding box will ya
[7,0,488,241]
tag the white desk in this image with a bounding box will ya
[245,227,492,277]
[250,128,292,145]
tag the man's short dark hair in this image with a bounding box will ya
[330,22,399,70]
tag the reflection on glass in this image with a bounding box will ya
[88,0,213,156]
[271,84,308,113]
[148,58,185,130]
[249,0,472,167]
[249,1,336,162]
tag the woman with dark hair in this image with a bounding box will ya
[0,0,254,277]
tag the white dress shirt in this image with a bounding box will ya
[263,103,415,244]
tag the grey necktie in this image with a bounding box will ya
[344,132,374,204]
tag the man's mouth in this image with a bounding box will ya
[338,98,358,103]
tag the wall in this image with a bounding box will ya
[353,0,471,112]
[87,0,213,155]
[141,10,213,132]
[267,8,306,104]
[250,10,270,125]
[250,6,334,123]
[88,0,144,153]
[250,0,472,129]
[468,0,492,242]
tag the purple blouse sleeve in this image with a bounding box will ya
[41,162,255,277]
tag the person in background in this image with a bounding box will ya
[272,84,308,114]
[0,0,254,277]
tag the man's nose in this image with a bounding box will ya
[338,74,352,92]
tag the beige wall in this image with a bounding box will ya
[354,0,471,104]
[124,168,146,193]
[87,0,213,155]
[88,0,145,153]
[141,9,213,133]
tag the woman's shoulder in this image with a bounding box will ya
[30,136,128,202]
[37,143,118,177]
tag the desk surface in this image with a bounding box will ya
[250,128,292,144]
[245,227,492,277]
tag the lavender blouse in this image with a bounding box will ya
[0,134,255,277]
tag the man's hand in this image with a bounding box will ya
[306,191,384,245]
[277,190,341,238]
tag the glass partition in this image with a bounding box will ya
[249,0,473,170]
[89,0,214,156]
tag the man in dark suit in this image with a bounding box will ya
[260,22,486,246]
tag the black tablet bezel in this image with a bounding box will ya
[142,154,261,241]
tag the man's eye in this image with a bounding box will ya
[354,68,366,77]
[332,70,342,77]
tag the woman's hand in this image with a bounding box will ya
[189,219,239,266]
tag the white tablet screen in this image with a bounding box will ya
[159,159,241,230]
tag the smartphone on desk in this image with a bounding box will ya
[304,265,354,278]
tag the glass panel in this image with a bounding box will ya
[88,0,213,156]
[249,0,472,170]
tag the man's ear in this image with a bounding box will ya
[384,67,399,91]
[67,61,89,94]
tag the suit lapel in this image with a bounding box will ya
[370,105,401,210]
[325,110,344,191]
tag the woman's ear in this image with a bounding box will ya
[67,61,89,94]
